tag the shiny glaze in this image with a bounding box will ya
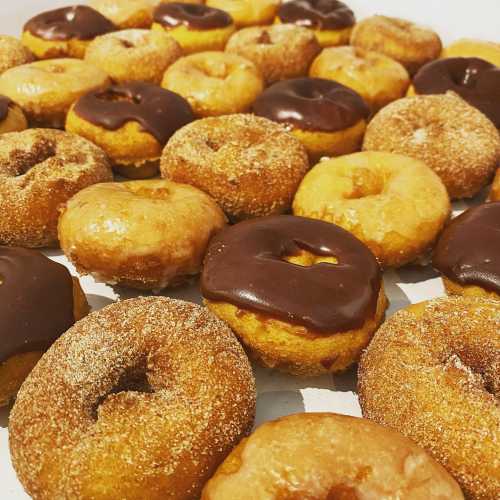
[153,2,232,30]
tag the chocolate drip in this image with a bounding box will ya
[0,247,74,363]
[433,202,500,294]
[253,77,369,132]
[0,96,12,122]
[74,82,195,145]
[153,2,232,30]
[201,215,382,333]
[413,57,500,127]
[278,0,355,30]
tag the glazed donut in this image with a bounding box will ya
[433,202,500,300]
[89,0,159,29]
[293,152,450,268]
[490,169,500,201]
[152,3,236,54]
[206,0,280,27]
[160,114,309,220]
[410,57,500,128]
[202,215,387,376]
[0,129,113,248]
[10,296,256,500]
[363,93,500,199]
[0,247,88,407]
[66,82,194,178]
[0,58,110,128]
[252,77,369,161]
[162,51,264,117]
[0,35,33,75]
[276,0,355,47]
[0,96,27,134]
[202,413,464,499]
[85,28,182,84]
[225,24,321,84]
[350,15,442,75]
[310,46,410,112]
[22,5,115,59]
[358,297,500,500]
[59,180,226,290]
[442,38,500,67]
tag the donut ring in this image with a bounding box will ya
[358,297,500,500]
[442,38,500,67]
[88,0,162,29]
[206,0,280,27]
[490,169,500,201]
[9,297,256,500]
[0,35,33,75]
[0,96,27,134]
[0,129,113,248]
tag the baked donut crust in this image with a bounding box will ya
[206,0,280,27]
[89,0,159,29]
[9,296,256,500]
[490,169,500,201]
[358,297,500,500]
[442,38,500,67]
[0,35,33,75]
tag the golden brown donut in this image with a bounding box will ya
[351,15,442,75]
[310,45,410,112]
[0,35,33,75]
[442,38,500,67]
[0,129,113,248]
[490,168,500,201]
[363,93,500,199]
[358,297,500,500]
[0,96,27,134]
[0,58,110,128]
[162,51,264,117]
[85,29,182,84]
[206,0,280,27]
[9,296,256,500]
[202,413,464,499]
[161,114,309,220]
[89,0,158,29]
[225,24,321,84]
[59,180,226,290]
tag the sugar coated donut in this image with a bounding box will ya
[206,0,280,27]
[9,296,256,500]
[490,169,500,201]
[202,413,464,499]
[363,93,500,199]
[0,58,110,128]
[0,128,112,248]
[0,95,27,134]
[161,114,309,220]
[225,24,321,84]
[293,151,450,268]
[442,38,500,67]
[351,15,442,75]
[0,35,33,75]
[202,215,387,376]
[59,180,226,290]
[358,297,500,500]
[89,0,159,29]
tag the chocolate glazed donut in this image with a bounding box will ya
[153,2,233,30]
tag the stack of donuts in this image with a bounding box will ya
[0,0,498,499]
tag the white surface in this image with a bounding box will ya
[1,0,499,498]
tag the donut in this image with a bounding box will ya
[160,114,309,220]
[9,296,256,500]
[350,15,442,75]
[85,28,182,84]
[201,215,387,376]
[0,129,113,248]
[433,202,500,300]
[0,58,110,128]
[358,297,500,499]
[202,413,464,499]
[275,0,355,47]
[310,45,410,112]
[252,77,369,161]
[293,152,451,268]
[409,57,500,128]
[152,3,236,54]
[0,95,27,134]
[22,5,115,59]
[363,93,500,199]
[490,168,500,201]
[0,247,88,407]
[225,24,321,84]
[442,38,500,67]
[66,82,194,178]
[206,0,280,27]
[59,180,226,290]
[89,0,159,29]
[0,35,33,75]
[162,51,264,117]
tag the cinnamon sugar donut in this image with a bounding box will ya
[206,0,280,27]
[363,93,500,199]
[0,35,33,75]
[0,96,27,134]
[358,297,500,500]
[10,296,256,500]
[490,169,500,201]
[89,0,159,29]
[442,38,500,67]
[0,129,113,248]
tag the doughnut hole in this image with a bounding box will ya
[284,250,338,267]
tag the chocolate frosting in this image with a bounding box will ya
[277,0,355,30]
[73,82,195,145]
[153,2,233,30]
[413,57,500,128]
[252,77,369,132]
[0,96,12,122]
[0,247,74,363]
[433,202,500,294]
[201,215,382,333]
[24,5,115,41]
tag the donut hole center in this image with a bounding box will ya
[125,183,170,200]
[10,141,57,176]
[197,60,230,80]
[99,89,141,105]
[45,63,66,74]
[205,138,222,152]
[256,30,273,45]
[283,249,339,267]
[119,39,135,49]
[344,168,385,199]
